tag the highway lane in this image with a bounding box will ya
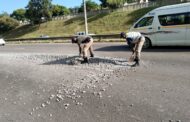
[0,43,190,122]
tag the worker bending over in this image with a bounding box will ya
[71,35,94,64]
[120,31,145,67]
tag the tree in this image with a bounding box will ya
[79,0,100,12]
[107,0,127,7]
[0,12,9,17]
[52,5,70,17]
[69,7,80,14]
[99,0,108,8]
[10,9,26,21]
[25,0,52,24]
[99,0,127,9]
[0,16,19,33]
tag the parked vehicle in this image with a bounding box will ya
[75,32,95,36]
[76,32,86,36]
[130,2,190,48]
[39,35,49,38]
[0,38,5,46]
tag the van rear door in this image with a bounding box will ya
[155,8,187,46]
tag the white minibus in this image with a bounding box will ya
[0,38,5,46]
[130,2,190,48]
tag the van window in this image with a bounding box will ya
[134,16,154,28]
[187,12,190,24]
[158,13,189,26]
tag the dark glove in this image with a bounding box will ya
[127,38,132,46]
[71,37,77,43]
[127,38,135,51]
[90,54,94,57]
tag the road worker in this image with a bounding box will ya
[71,35,94,64]
[120,31,145,67]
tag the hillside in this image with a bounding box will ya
[3,7,155,39]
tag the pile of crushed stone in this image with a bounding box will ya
[16,54,131,66]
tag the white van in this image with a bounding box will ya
[0,38,5,46]
[130,3,190,48]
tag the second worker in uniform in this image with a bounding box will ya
[120,31,145,67]
[72,35,94,64]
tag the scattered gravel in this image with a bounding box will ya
[14,54,132,114]
[0,54,140,119]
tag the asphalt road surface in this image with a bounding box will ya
[0,43,190,122]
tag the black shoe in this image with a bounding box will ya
[81,57,89,64]
[136,61,140,66]
[134,58,138,62]
[131,59,140,67]
[90,54,94,58]
[131,63,137,67]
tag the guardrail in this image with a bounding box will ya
[5,34,121,42]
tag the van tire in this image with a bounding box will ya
[143,37,151,49]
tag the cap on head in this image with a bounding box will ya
[120,32,126,38]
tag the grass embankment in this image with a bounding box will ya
[3,7,155,39]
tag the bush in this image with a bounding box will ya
[0,16,19,33]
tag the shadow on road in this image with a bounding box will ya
[42,56,80,65]
[95,45,190,52]
[42,56,131,66]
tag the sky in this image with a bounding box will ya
[0,0,101,14]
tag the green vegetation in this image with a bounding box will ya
[0,16,19,34]
[10,9,26,21]
[106,0,127,8]
[25,0,52,24]
[2,7,155,39]
[78,0,100,12]
[52,5,70,17]
[99,0,141,9]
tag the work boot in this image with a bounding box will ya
[136,59,140,66]
[131,58,140,67]
[134,57,137,62]
[81,57,89,64]
[90,54,94,58]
